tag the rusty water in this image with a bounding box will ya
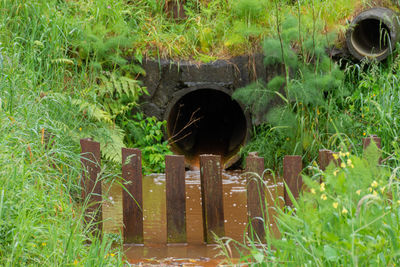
[102,171,283,266]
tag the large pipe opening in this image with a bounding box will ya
[351,19,390,57]
[346,7,399,61]
[166,88,248,168]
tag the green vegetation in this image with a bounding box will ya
[224,1,400,266]
[2,0,400,265]
[224,144,400,265]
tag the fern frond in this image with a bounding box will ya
[71,98,113,124]
[90,124,125,163]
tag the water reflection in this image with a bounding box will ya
[102,170,283,264]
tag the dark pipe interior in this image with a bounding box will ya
[351,18,391,55]
[167,89,247,165]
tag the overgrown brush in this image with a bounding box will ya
[233,9,351,169]
[222,143,400,265]
[0,1,126,264]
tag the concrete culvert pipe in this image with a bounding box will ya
[165,86,250,169]
[346,7,400,61]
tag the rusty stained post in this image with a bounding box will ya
[164,0,186,19]
[80,138,102,235]
[245,154,266,240]
[165,155,187,243]
[363,134,382,164]
[319,149,334,171]
[199,154,224,244]
[363,135,381,150]
[122,148,144,244]
[283,155,302,207]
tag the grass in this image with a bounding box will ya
[221,144,400,266]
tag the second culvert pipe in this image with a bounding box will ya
[346,7,400,61]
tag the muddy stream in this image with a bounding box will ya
[102,170,283,266]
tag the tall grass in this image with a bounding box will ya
[0,1,125,265]
[219,1,400,265]
[220,145,400,265]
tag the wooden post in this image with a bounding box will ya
[283,156,302,207]
[122,148,144,244]
[363,135,381,150]
[80,138,102,235]
[319,149,333,171]
[164,0,186,19]
[199,154,225,243]
[363,134,382,164]
[245,154,265,240]
[165,155,187,243]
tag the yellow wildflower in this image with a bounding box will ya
[310,188,316,194]
[350,164,354,168]
[333,202,338,209]
[346,159,352,165]
[368,187,373,193]
[73,260,79,265]
[321,194,327,201]
[340,162,346,168]
[371,180,378,188]
[320,183,326,192]
[363,132,366,136]
[397,200,400,205]
[42,242,46,246]
[333,169,339,176]
[373,191,378,196]
[345,152,350,157]
[356,190,361,195]
[333,153,339,160]
[79,127,82,131]
[110,253,115,257]
[342,207,348,214]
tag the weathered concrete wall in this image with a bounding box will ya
[139,53,278,121]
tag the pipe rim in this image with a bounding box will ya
[346,7,398,61]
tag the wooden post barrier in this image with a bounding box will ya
[164,0,186,19]
[319,149,333,171]
[122,148,144,244]
[165,155,187,243]
[363,135,381,150]
[200,154,225,243]
[245,154,265,240]
[80,138,102,235]
[283,155,302,207]
[363,134,382,164]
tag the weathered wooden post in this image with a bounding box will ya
[122,148,144,244]
[164,0,186,19]
[319,149,333,171]
[245,153,265,240]
[363,135,381,150]
[363,134,382,164]
[165,155,187,243]
[283,155,302,206]
[200,154,225,243]
[80,138,102,235]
